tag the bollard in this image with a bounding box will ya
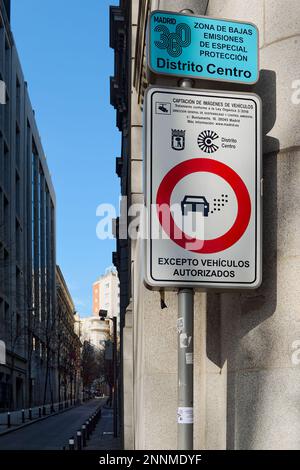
[29,408,32,420]
[42,406,46,416]
[69,438,75,451]
[76,431,82,451]
[81,425,87,447]
[22,409,25,423]
[39,407,41,418]
[86,420,90,439]
[7,412,10,428]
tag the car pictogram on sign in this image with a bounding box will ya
[181,195,210,217]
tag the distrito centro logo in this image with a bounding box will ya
[154,23,191,57]
[198,130,219,154]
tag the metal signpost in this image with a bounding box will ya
[148,10,259,84]
[177,77,194,452]
[144,9,261,451]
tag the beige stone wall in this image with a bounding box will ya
[123,0,300,450]
[204,0,300,450]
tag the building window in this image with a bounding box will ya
[16,313,21,338]
[4,301,9,332]
[3,140,9,194]
[15,170,20,217]
[4,92,9,138]
[38,169,41,322]
[15,123,20,169]
[16,76,21,123]
[15,219,21,266]
[31,146,37,312]
[4,36,10,92]
[16,265,22,308]
[3,194,8,244]
[3,247,8,293]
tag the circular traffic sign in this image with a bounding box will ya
[156,158,251,254]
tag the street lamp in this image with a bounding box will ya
[99,310,118,438]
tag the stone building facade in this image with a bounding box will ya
[56,266,82,404]
[92,268,120,331]
[80,315,110,351]
[110,0,300,450]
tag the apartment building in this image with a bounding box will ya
[80,315,110,351]
[93,268,120,331]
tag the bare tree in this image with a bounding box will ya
[81,341,104,395]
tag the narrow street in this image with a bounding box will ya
[0,400,104,450]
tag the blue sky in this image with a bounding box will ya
[12,0,120,317]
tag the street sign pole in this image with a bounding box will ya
[178,72,194,450]
[178,288,194,449]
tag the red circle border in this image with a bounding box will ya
[156,158,251,254]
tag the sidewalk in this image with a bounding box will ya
[84,406,121,450]
[0,400,80,435]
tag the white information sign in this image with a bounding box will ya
[144,87,262,289]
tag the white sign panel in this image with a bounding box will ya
[144,87,262,289]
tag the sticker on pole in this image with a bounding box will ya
[144,87,262,289]
[148,11,259,84]
[177,407,193,424]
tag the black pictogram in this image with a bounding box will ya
[171,129,185,150]
[155,102,171,114]
[197,130,219,154]
[181,196,210,217]
[210,195,229,214]
[181,194,230,217]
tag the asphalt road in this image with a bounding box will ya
[0,399,104,450]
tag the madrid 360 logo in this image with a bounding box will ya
[154,23,191,57]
